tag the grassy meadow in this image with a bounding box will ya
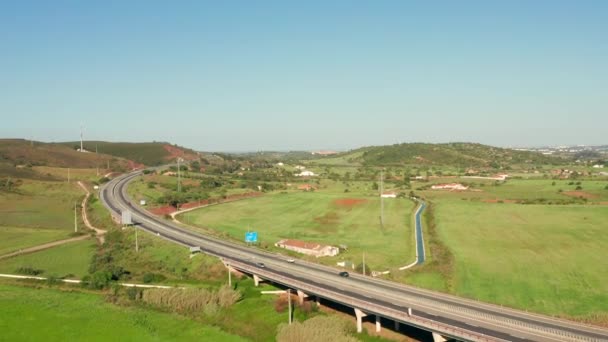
[0,239,96,278]
[401,176,608,322]
[0,178,89,260]
[181,191,416,269]
[0,227,69,256]
[432,201,608,320]
[0,180,84,229]
[0,284,245,342]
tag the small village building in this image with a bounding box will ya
[380,191,397,198]
[593,164,605,168]
[431,183,469,191]
[295,170,315,177]
[298,184,316,191]
[275,239,339,257]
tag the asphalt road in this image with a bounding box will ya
[101,170,608,342]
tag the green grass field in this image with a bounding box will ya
[0,227,69,256]
[0,180,83,229]
[0,284,245,342]
[0,239,96,278]
[431,200,608,320]
[181,191,416,269]
[33,166,103,182]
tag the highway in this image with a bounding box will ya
[101,170,608,342]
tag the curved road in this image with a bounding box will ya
[101,170,608,342]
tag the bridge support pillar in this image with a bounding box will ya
[375,315,381,333]
[354,308,367,333]
[394,321,399,331]
[315,295,320,306]
[296,289,308,305]
[253,274,261,287]
[432,332,448,342]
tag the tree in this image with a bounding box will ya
[371,182,379,190]
[355,262,372,275]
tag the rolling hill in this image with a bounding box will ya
[312,142,564,168]
[0,139,130,169]
[58,141,199,166]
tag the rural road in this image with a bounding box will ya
[101,170,608,342]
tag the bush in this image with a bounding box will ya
[88,271,113,289]
[15,266,44,276]
[126,286,143,300]
[276,316,357,342]
[576,185,583,190]
[143,273,166,284]
[141,285,241,315]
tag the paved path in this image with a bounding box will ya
[0,273,176,288]
[77,181,106,244]
[0,235,89,260]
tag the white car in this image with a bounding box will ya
[286,259,295,263]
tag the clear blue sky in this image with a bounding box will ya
[1,1,607,151]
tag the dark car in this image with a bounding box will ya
[338,271,349,277]
[256,262,266,268]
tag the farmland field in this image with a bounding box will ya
[0,239,96,278]
[0,284,245,342]
[432,200,608,320]
[0,227,69,256]
[180,191,416,268]
[0,180,83,229]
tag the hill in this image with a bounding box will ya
[314,142,564,168]
[59,141,199,166]
[0,139,130,170]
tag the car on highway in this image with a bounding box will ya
[338,271,349,277]
[286,259,295,263]
[256,262,266,268]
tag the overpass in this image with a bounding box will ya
[101,170,608,342]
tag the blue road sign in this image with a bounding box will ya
[245,231,258,243]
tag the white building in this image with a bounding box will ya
[380,192,397,198]
[295,170,315,177]
[431,183,469,191]
[593,164,605,168]
[275,239,339,257]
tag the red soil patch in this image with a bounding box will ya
[562,191,599,199]
[163,144,198,161]
[333,198,368,207]
[148,192,263,216]
[128,160,145,170]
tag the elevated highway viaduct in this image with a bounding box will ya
[101,170,608,342]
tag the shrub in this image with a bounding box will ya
[576,185,583,190]
[88,271,113,289]
[141,285,241,315]
[143,273,166,284]
[15,266,44,276]
[276,316,357,342]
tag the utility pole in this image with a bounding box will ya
[380,170,384,227]
[287,289,292,325]
[135,227,139,252]
[68,168,70,184]
[228,263,232,287]
[74,202,78,233]
[177,158,182,192]
[362,252,366,276]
